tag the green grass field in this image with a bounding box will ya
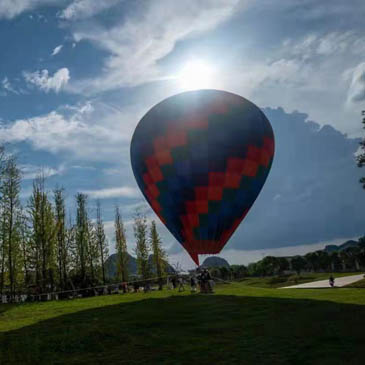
[1,279,364,364]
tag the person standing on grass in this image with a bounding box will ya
[190,276,197,293]
[329,275,335,287]
[178,276,185,292]
[207,270,214,293]
[197,268,206,293]
[121,282,128,293]
[204,269,214,293]
[133,281,139,293]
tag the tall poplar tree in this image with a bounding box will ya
[75,193,88,286]
[65,215,76,288]
[96,200,108,284]
[29,175,57,292]
[115,206,128,282]
[19,208,31,288]
[1,157,22,300]
[134,212,150,282]
[54,187,68,290]
[149,220,167,290]
[0,146,6,296]
[86,221,99,284]
[0,208,6,296]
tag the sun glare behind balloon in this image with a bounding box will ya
[177,60,215,90]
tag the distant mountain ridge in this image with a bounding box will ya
[105,253,137,279]
[324,240,359,253]
[201,256,230,268]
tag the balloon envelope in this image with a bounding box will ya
[130,90,274,265]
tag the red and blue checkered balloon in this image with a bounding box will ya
[131,90,274,265]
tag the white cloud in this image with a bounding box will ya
[23,68,70,93]
[0,111,81,152]
[1,77,19,95]
[103,168,122,176]
[59,0,121,20]
[217,30,365,136]
[286,32,363,59]
[70,165,96,171]
[0,100,140,160]
[20,163,65,180]
[0,0,61,19]
[236,32,365,94]
[51,44,63,56]
[345,62,365,104]
[69,0,241,93]
[81,187,139,199]
[63,100,94,114]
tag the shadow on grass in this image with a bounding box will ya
[0,303,15,314]
[1,294,364,365]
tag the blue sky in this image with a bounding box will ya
[0,0,365,268]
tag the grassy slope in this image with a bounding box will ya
[345,278,365,288]
[238,272,362,288]
[1,282,365,364]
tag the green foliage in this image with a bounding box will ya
[230,265,248,279]
[75,193,94,287]
[0,147,132,296]
[54,187,68,290]
[248,256,290,277]
[291,255,306,275]
[28,175,58,292]
[134,212,151,281]
[0,157,22,298]
[329,251,342,272]
[96,200,108,285]
[218,266,230,280]
[150,220,166,289]
[115,206,128,282]
[86,221,99,284]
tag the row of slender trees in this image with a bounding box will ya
[0,149,167,301]
[118,210,168,290]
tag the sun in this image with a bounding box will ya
[177,60,215,90]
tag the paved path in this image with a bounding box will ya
[281,274,364,289]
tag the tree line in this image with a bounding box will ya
[208,241,365,280]
[0,150,167,301]
[247,243,365,277]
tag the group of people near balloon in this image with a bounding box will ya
[195,268,214,294]
[168,268,214,294]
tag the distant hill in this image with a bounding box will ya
[201,256,230,268]
[324,240,359,253]
[105,253,137,279]
[105,253,175,279]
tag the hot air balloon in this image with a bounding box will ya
[130,90,274,265]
